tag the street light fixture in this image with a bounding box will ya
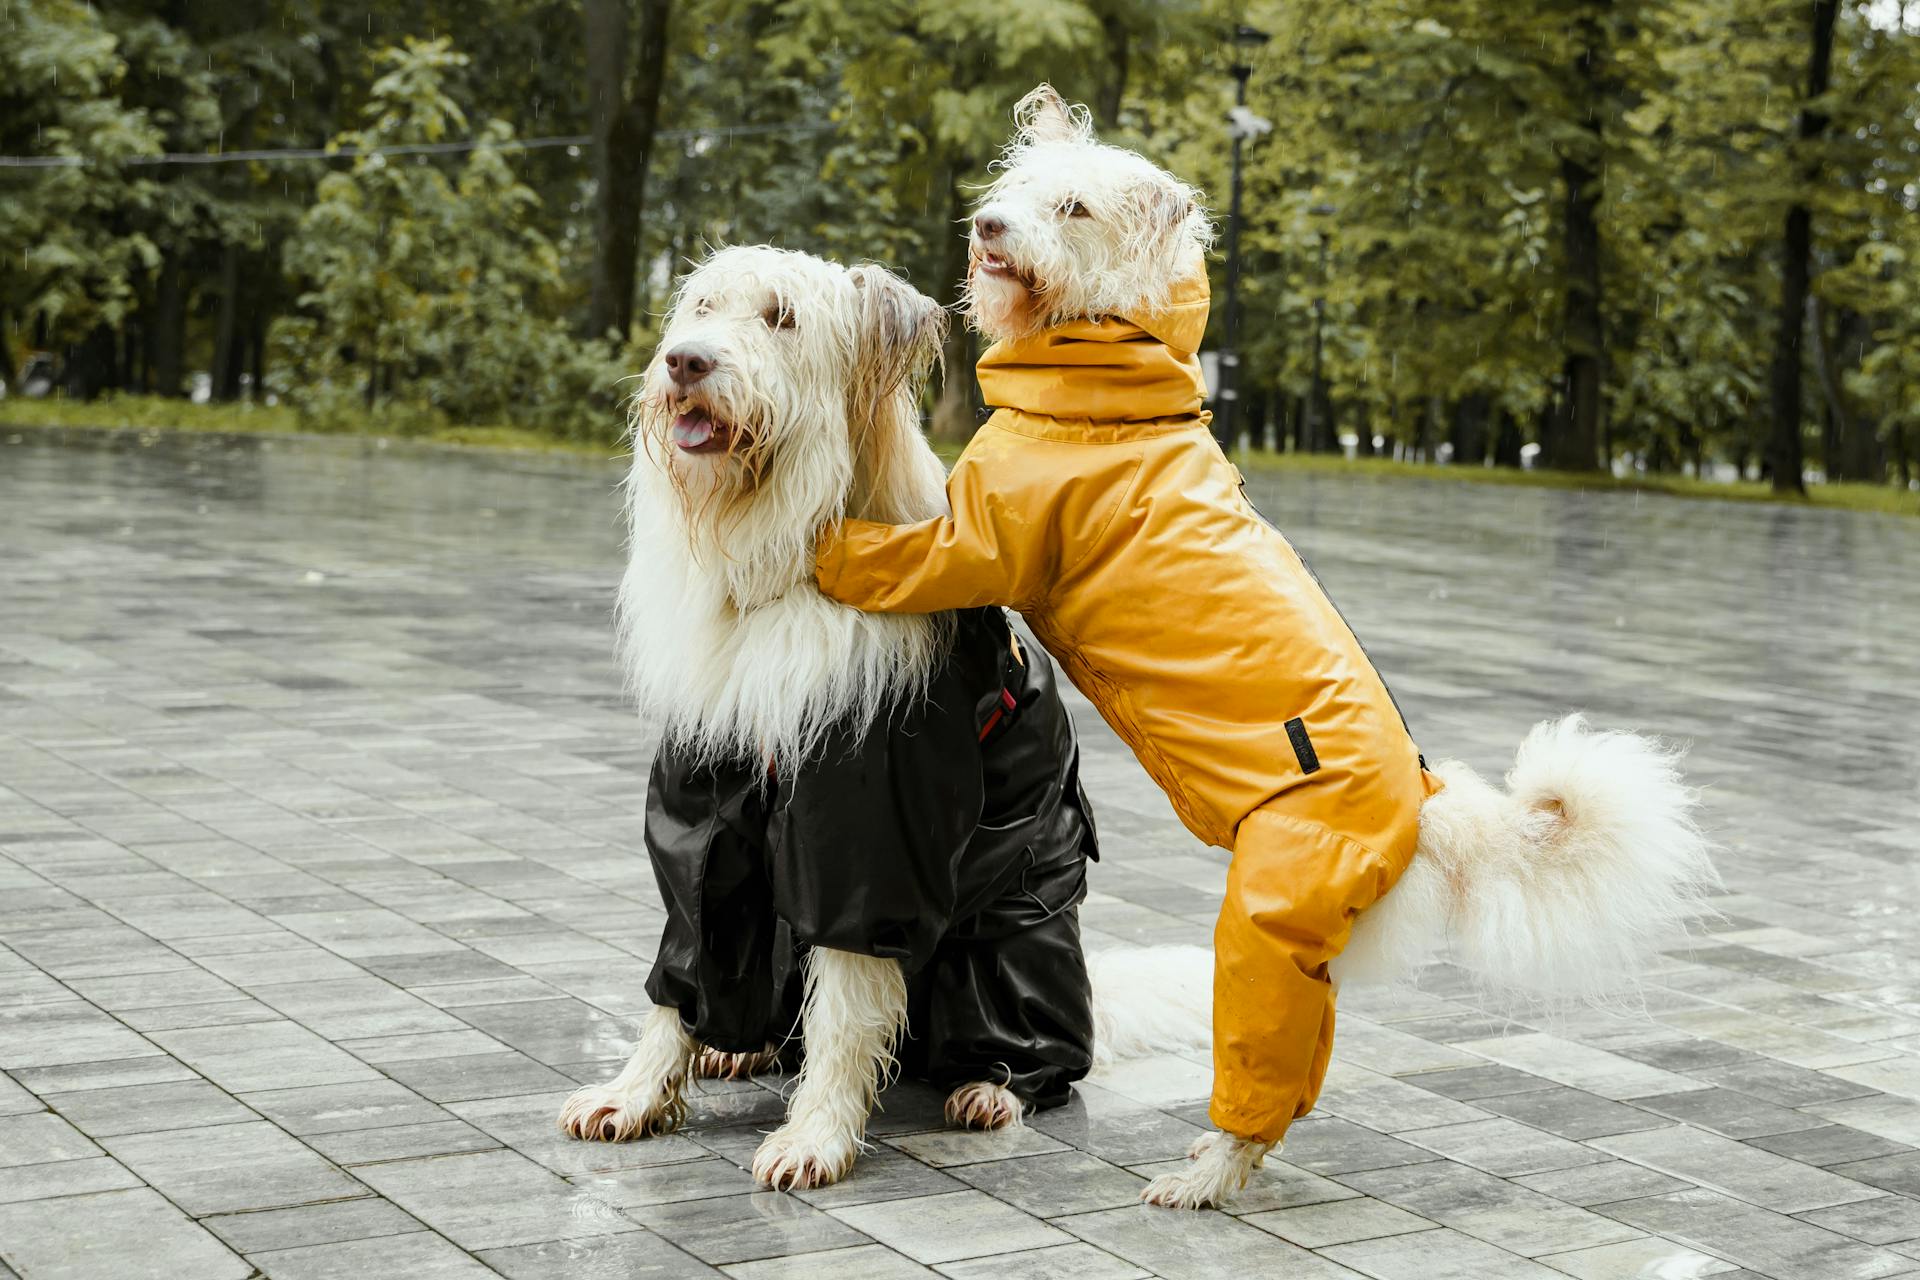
[1215,22,1272,453]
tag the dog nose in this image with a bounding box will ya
[663,346,715,386]
[973,213,1006,240]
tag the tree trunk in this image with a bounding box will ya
[250,305,267,402]
[151,253,187,397]
[1098,14,1130,129]
[1450,393,1490,465]
[1546,153,1604,471]
[931,169,979,442]
[1493,406,1524,468]
[0,308,15,389]
[585,0,673,342]
[1768,0,1838,496]
[212,245,245,401]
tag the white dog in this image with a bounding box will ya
[558,245,1208,1190]
[947,86,1717,1209]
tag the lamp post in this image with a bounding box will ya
[1215,23,1272,453]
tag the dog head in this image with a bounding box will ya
[965,84,1213,342]
[632,245,948,551]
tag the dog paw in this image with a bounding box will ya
[557,1085,685,1142]
[1141,1166,1223,1210]
[751,1121,860,1191]
[693,1045,781,1080]
[944,1081,1025,1131]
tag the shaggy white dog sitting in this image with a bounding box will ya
[809,86,1719,1211]
[558,246,1207,1190]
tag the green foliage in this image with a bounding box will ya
[0,0,164,339]
[278,39,633,441]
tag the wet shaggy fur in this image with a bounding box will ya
[965,84,1214,342]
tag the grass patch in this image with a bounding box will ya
[1228,450,1918,518]
[0,393,619,460]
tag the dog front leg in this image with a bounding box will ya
[1141,1129,1274,1209]
[557,1004,695,1141]
[752,947,906,1190]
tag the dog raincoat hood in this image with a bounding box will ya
[816,271,1439,1144]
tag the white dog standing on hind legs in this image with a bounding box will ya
[812,84,1722,1211]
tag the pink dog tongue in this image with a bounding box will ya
[670,413,714,448]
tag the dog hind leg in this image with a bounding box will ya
[753,947,906,1190]
[558,1004,695,1141]
[1142,1131,1275,1209]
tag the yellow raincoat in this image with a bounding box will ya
[814,274,1439,1143]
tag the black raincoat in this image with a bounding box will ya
[643,608,1099,1108]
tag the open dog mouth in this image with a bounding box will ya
[669,405,734,454]
[973,249,1034,287]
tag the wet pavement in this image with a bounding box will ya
[2,424,1918,1279]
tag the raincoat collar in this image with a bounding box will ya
[976,273,1211,428]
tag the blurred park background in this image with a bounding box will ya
[2,0,1918,506]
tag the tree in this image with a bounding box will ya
[281,38,629,437]
[584,0,673,342]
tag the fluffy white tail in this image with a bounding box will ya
[1089,944,1213,1066]
[1332,715,1718,998]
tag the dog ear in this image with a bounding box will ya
[1013,83,1092,146]
[1132,177,1197,239]
[848,264,948,402]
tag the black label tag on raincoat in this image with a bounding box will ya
[1286,717,1321,775]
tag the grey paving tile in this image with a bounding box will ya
[307,1118,504,1166]
[150,1020,381,1092]
[1798,1196,1920,1247]
[10,1054,197,1096]
[1598,1187,1914,1279]
[1632,1085,1831,1139]
[947,1151,1146,1217]
[1403,1064,1561,1102]
[933,1241,1148,1279]
[1278,1117,1441,1175]
[202,1197,424,1253]
[1241,1196,1433,1248]
[829,1189,1072,1264]
[0,1000,157,1069]
[792,1146,968,1210]
[1475,1087,1668,1141]
[101,1120,365,1214]
[354,1148,630,1251]
[1513,1159,1695,1207]
[1592,1124,1881,1213]
[726,1243,930,1278]
[1398,1117,1609,1177]
[378,1049,577,1103]
[1749,1123,1914,1168]
[1058,1204,1369,1279]
[1698,1057,1880,1107]
[1832,1151,1920,1199]
[886,1123,1070,1168]
[0,1154,145,1203]
[629,1190,872,1265]
[574,1156,761,1208]
[1337,1160,1640,1257]
[0,1187,251,1279]
[477,1229,722,1278]
[239,1078,449,1135]
[1321,1227,1560,1279]
[1534,1236,1740,1279]
[249,977,467,1039]
[0,1110,102,1165]
[250,1230,499,1279]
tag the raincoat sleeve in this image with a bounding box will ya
[815,447,1058,614]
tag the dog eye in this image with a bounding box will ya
[1059,198,1091,218]
[763,305,796,331]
